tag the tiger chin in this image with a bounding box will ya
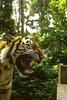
[0,34,43,100]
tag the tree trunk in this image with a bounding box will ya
[19,0,24,36]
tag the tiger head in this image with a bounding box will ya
[1,34,43,77]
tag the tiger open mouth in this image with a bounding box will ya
[16,50,40,76]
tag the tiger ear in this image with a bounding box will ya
[2,34,14,42]
[12,36,22,43]
[2,34,22,43]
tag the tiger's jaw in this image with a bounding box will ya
[20,55,34,75]
[16,50,40,77]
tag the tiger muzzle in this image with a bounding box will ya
[16,49,40,76]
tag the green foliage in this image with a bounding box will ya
[11,58,58,100]
[11,1,67,99]
[12,48,58,100]
[0,0,67,99]
[32,0,67,64]
[0,0,16,35]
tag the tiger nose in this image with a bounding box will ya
[23,50,40,62]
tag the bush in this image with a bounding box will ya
[11,58,58,100]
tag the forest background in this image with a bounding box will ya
[0,0,67,100]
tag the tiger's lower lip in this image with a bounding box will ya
[24,69,34,74]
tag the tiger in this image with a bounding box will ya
[0,34,43,100]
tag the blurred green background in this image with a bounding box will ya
[0,0,67,100]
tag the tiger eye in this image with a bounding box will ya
[4,65,7,70]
